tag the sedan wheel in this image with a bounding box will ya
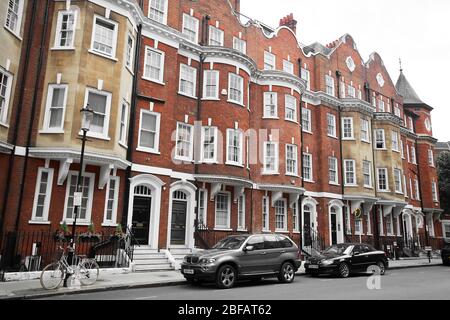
[338,262,350,278]
[278,262,295,283]
[376,261,386,276]
[216,265,236,289]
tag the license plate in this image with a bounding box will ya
[309,265,319,269]
[183,269,194,274]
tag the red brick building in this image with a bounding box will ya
[0,0,446,270]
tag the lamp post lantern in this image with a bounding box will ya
[64,105,93,287]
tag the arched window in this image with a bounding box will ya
[134,185,152,197]
[173,190,187,201]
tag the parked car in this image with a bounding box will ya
[180,234,302,289]
[304,243,388,278]
[442,242,450,266]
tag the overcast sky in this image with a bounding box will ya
[240,0,450,142]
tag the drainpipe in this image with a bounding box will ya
[413,119,427,246]
[0,0,38,232]
[297,59,305,251]
[121,24,143,229]
[14,0,51,231]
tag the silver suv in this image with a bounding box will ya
[180,234,302,289]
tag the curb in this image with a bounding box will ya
[1,263,444,300]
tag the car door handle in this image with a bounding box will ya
[280,250,286,254]
[260,252,267,255]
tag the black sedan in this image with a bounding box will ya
[442,243,450,266]
[304,243,389,278]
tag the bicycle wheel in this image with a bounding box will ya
[79,259,99,286]
[40,262,64,290]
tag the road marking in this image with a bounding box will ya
[135,296,157,300]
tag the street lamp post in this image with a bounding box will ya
[64,105,93,287]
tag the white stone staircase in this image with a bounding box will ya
[132,246,174,271]
[168,248,193,270]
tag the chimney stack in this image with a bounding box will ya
[279,13,297,34]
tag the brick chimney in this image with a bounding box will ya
[279,13,297,34]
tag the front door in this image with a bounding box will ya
[171,200,187,245]
[302,205,313,247]
[330,212,338,245]
[132,196,152,244]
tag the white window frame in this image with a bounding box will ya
[344,159,357,186]
[137,110,160,154]
[411,146,417,164]
[63,171,95,224]
[355,217,363,236]
[148,0,168,24]
[377,168,389,192]
[0,68,13,125]
[31,168,54,223]
[378,99,385,112]
[302,108,312,133]
[215,192,231,229]
[404,175,408,198]
[327,113,336,138]
[118,102,129,146]
[237,194,246,231]
[375,129,386,149]
[125,33,135,71]
[386,213,394,236]
[391,131,399,152]
[178,64,197,98]
[394,104,401,117]
[41,84,68,133]
[325,75,335,96]
[264,51,276,70]
[226,129,243,166]
[303,153,313,182]
[342,117,354,140]
[263,92,278,118]
[54,10,77,49]
[201,126,218,163]
[5,0,24,37]
[428,149,434,167]
[283,60,294,74]
[175,122,194,161]
[83,87,112,140]
[202,70,219,99]
[394,168,403,193]
[143,46,165,84]
[361,118,370,143]
[301,68,311,91]
[208,25,224,46]
[432,181,438,202]
[442,221,450,240]
[263,142,279,174]
[228,73,244,106]
[426,214,435,237]
[286,144,298,176]
[400,140,405,159]
[90,15,119,59]
[378,207,384,236]
[292,202,299,232]
[274,199,287,232]
[102,176,120,226]
[198,188,208,226]
[414,179,420,200]
[328,156,338,185]
[182,13,199,43]
[285,95,297,122]
[347,85,356,98]
[366,212,372,235]
[232,36,246,54]
[262,196,270,231]
[345,206,352,235]
[363,160,372,188]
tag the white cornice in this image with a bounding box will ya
[0,141,14,154]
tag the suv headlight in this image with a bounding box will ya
[320,259,335,266]
[183,256,189,262]
[199,258,216,264]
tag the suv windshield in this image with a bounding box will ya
[323,244,352,256]
[213,236,248,250]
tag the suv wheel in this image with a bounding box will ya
[216,264,236,289]
[278,262,295,283]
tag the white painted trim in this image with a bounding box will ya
[143,46,165,84]
[147,0,168,25]
[202,70,219,99]
[181,13,199,44]
[137,109,160,154]
[214,191,231,229]
[228,72,244,106]
[200,126,218,163]
[30,168,54,223]
[174,122,194,162]
[90,14,119,60]
[4,0,24,38]
[226,128,244,167]
[102,176,120,225]
[0,67,13,125]
[130,163,195,181]
[42,84,68,132]
[83,87,112,140]
[53,10,77,49]
[63,171,95,224]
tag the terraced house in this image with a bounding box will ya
[0,0,447,272]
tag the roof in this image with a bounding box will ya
[436,141,450,150]
[395,71,431,108]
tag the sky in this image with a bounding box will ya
[240,0,450,142]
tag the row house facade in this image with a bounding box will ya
[0,0,447,264]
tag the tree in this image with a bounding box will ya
[437,151,450,215]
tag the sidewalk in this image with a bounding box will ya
[0,258,443,300]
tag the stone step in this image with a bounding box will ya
[133,249,161,255]
[170,248,192,254]
[133,252,166,257]
[134,264,173,271]
[133,259,170,265]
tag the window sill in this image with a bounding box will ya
[50,47,76,51]
[364,186,374,190]
[375,148,387,151]
[292,231,300,234]
[342,138,356,141]
[304,180,315,183]
[178,92,197,100]
[262,172,280,176]
[118,141,128,149]
[126,65,134,76]
[286,173,300,178]
[275,230,289,234]
[201,97,220,101]
[60,220,91,226]
[227,100,245,107]
[237,228,248,232]
[174,157,194,163]
[136,147,160,154]
[101,222,119,227]
[262,116,279,120]
[200,160,219,165]
[392,149,400,153]
[395,191,404,195]
[39,129,65,134]
[285,118,298,124]
[225,162,244,168]
[262,229,272,233]
[142,76,165,86]
[214,228,232,232]
[329,182,340,186]
[302,130,313,135]
[88,49,118,62]
[377,190,391,193]
[345,184,358,187]
[28,220,51,225]
[0,122,10,128]
[80,131,111,141]
[327,135,338,140]
[361,140,371,144]
[4,26,22,41]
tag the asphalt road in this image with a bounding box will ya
[39,266,450,300]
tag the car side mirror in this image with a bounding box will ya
[244,245,254,252]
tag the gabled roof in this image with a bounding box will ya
[395,71,431,108]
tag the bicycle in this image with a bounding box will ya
[40,246,99,290]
